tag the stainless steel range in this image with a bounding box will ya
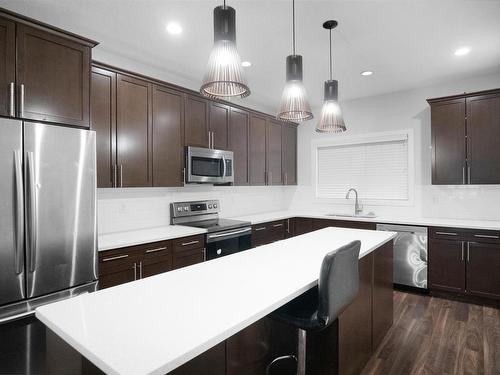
[171,200,252,260]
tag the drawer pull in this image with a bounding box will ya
[435,231,457,236]
[272,223,284,228]
[146,246,168,253]
[474,234,499,239]
[181,240,199,246]
[255,227,267,231]
[102,254,129,262]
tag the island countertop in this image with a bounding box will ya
[36,227,396,375]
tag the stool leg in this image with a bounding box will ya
[297,329,306,375]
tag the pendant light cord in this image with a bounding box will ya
[329,29,333,80]
[292,0,296,55]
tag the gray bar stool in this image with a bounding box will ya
[266,240,361,375]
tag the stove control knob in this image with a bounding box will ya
[176,207,182,212]
[183,206,188,211]
[217,249,222,255]
[213,204,218,209]
[208,204,213,209]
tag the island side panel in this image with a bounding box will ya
[372,240,394,350]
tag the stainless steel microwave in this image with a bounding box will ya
[185,146,234,184]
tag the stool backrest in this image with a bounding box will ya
[317,240,361,327]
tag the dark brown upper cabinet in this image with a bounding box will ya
[228,107,249,185]
[466,92,500,184]
[266,119,283,185]
[152,84,184,187]
[428,89,500,185]
[282,123,297,185]
[16,23,92,127]
[209,102,229,150]
[249,113,267,185]
[91,66,116,188]
[0,17,15,117]
[184,94,209,148]
[429,98,466,185]
[116,74,152,187]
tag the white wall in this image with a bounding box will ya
[291,72,500,220]
[98,186,295,234]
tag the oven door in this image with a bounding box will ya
[205,227,252,260]
[186,146,234,184]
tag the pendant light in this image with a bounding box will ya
[200,0,250,99]
[316,20,346,133]
[277,0,313,122]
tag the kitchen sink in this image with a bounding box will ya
[326,212,377,219]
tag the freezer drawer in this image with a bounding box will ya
[24,122,97,298]
[377,224,428,289]
[0,119,24,306]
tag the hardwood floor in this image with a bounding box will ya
[361,291,500,375]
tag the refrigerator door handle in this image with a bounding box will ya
[27,151,38,272]
[14,150,24,274]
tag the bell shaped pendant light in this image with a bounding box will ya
[277,0,313,122]
[200,0,250,99]
[316,20,346,133]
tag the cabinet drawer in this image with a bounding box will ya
[467,230,500,244]
[172,234,205,254]
[99,248,139,275]
[267,220,286,240]
[142,241,171,260]
[430,227,500,244]
[173,249,205,270]
[429,227,467,241]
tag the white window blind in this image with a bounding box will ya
[316,136,409,200]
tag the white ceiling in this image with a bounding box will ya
[3,0,500,112]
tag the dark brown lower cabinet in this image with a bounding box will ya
[466,241,500,300]
[172,235,205,270]
[428,238,466,293]
[251,220,285,247]
[291,217,313,236]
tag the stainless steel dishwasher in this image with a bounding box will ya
[376,224,428,291]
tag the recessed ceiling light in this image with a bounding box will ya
[360,71,373,76]
[166,22,183,35]
[241,61,252,67]
[454,46,471,56]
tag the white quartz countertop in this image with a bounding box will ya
[36,227,396,375]
[230,210,500,231]
[98,226,207,251]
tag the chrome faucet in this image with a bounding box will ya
[345,188,363,215]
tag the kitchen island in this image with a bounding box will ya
[36,227,396,375]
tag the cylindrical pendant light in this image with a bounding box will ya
[316,20,346,133]
[277,0,313,122]
[200,1,250,99]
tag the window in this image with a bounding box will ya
[313,131,413,203]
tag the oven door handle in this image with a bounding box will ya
[207,227,252,241]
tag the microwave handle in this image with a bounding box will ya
[222,157,227,179]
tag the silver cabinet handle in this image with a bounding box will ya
[26,152,37,272]
[14,150,24,274]
[212,131,215,149]
[284,172,288,186]
[286,219,290,234]
[139,261,143,279]
[474,234,499,239]
[435,231,457,236]
[120,164,123,187]
[102,254,129,262]
[133,263,137,280]
[112,165,117,188]
[255,227,267,231]
[203,247,206,261]
[182,167,186,186]
[468,166,471,184]
[462,166,465,184]
[273,223,283,228]
[208,131,212,149]
[9,82,15,117]
[146,246,168,253]
[181,240,199,246]
[19,84,25,118]
[467,242,470,262]
[461,242,464,261]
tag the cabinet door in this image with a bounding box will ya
[0,17,15,117]
[282,123,297,185]
[294,218,313,236]
[466,242,500,300]
[91,67,116,188]
[141,242,172,278]
[466,93,500,184]
[249,114,267,185]
[99,251,139,289]
[16,24,90,127]
[430,99,466,185]
[428,239,466,293]
[209,102,229,150]
[372,241,393,350]
[266,119,282,185]
[152,85,184,187]
[229,107,249,185]
[184,94,209,148]
[116,74,152,187]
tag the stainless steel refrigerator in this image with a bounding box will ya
[0,119,98,323]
